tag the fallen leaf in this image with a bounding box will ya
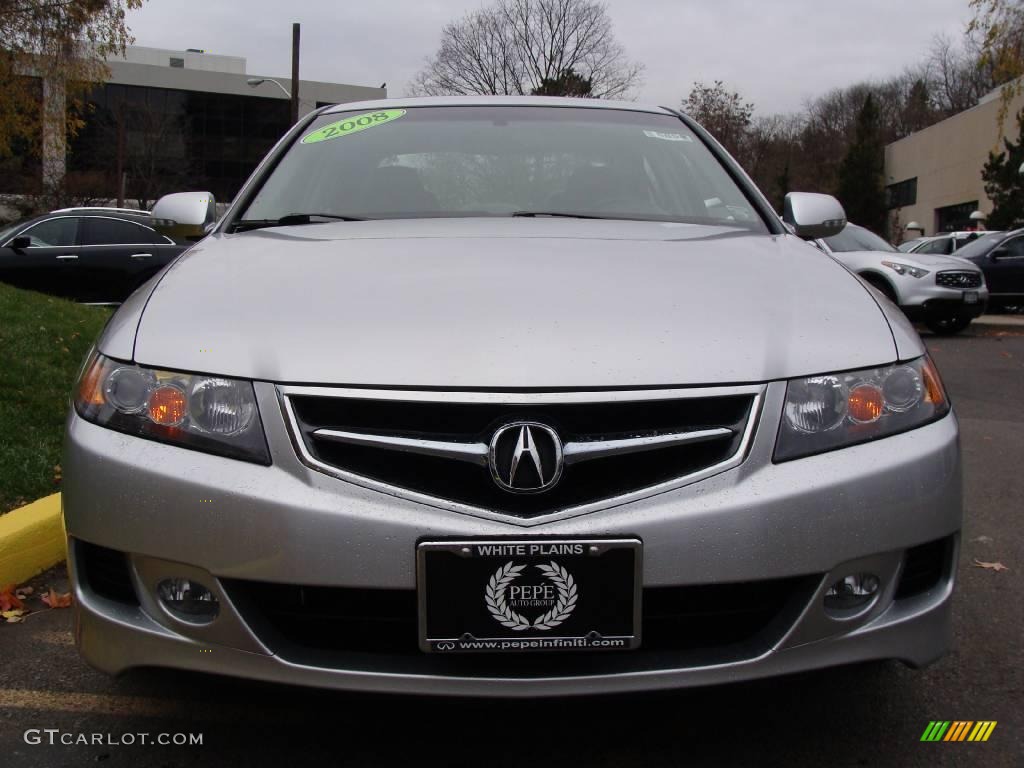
[973,559,1009,572]
[2,609,26,623]
[0,585,25,612]
[41,589,72,609]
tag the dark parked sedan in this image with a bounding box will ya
[954,228,1024,310]
[0,208,190,303]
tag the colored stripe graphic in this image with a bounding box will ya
[921,721,950,741]
[944,721,971,741]
[969,722,997,742]
[920,721,996,742]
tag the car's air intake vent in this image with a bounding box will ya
[76,540,138,605]
[936,271,982,289]
[282,387,759,519]
[895,536,953,599]
[224,574,820,671]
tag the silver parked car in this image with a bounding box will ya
[904,230,993,256]
[65,98,961,697]
[817,224,988,335]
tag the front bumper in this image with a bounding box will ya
[897,280,988,319]
[64,381,963,696]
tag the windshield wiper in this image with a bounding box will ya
[229,213,368,233]
[510,211,613,220]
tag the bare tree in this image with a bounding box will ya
[682,80,753,159]
[411,0,642,99]
[926,33,998,115]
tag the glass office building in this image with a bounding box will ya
[68,83,292,205]
[5,46,385,208]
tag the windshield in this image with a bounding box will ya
[0,219,30,244]
[954,231,1010,260]
[824,225,897,253]
[237,106,766,231]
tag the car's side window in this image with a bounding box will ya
[20,217,80,248]
[1001,236,1024,258]
[918,237,951,254]
[79,217,160,246]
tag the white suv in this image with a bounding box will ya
[817,224,988,335]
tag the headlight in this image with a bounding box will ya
[775,356,949,461]
[74,352,270,464]
[881,261,929,278]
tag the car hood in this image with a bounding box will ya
[127,218,900,388]
[830,249,979,271]
[899,252,981,270]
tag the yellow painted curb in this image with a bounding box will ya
[0,493,66,586]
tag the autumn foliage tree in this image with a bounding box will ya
[0,0,142,164]
[969,0,1024,128]
[411,0,642,99]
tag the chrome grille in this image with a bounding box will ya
[281,386,761,523]
[936,271,982,289]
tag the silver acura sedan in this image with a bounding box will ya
[64,97,961,697]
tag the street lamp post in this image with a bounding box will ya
[246,77,291,99]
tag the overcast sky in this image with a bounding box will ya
[124,0,972,114]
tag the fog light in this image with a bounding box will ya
[824,573,880,613]
[156,578,219,623]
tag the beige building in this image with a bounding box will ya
[884,84,1024,238]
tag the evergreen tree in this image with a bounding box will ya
[981,110,1024,230]
[902,79,934,134]
[774,159,791,213]
[837,94,887,235]
[531,69,593,97]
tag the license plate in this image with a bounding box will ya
[417,539,642,653]
[964,291,979,304]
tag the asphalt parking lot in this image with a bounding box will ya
[1,327,1021,768]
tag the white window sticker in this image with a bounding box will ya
[643,130,693,142]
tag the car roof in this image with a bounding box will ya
[927,231,989,238]
[320,95,676,117]
[43,211,155,224]
[51,206,151,215]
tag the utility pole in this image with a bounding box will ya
[115,106,125,208]
[290,23,300,125]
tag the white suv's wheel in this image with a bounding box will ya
[925,315,972,335]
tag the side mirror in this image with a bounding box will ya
[783,192,847,239]
[991,246,1011,259]
[10,235,31,250]
[151,192,216,240]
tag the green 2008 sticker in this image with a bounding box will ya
[301,109,406,144]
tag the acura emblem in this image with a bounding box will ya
[488,422,563,493]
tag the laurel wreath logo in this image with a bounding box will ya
[484,560,578,631]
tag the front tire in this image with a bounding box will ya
[925,314,972,335]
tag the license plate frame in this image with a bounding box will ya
[964,290,979,304]
[417,538,642,654]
